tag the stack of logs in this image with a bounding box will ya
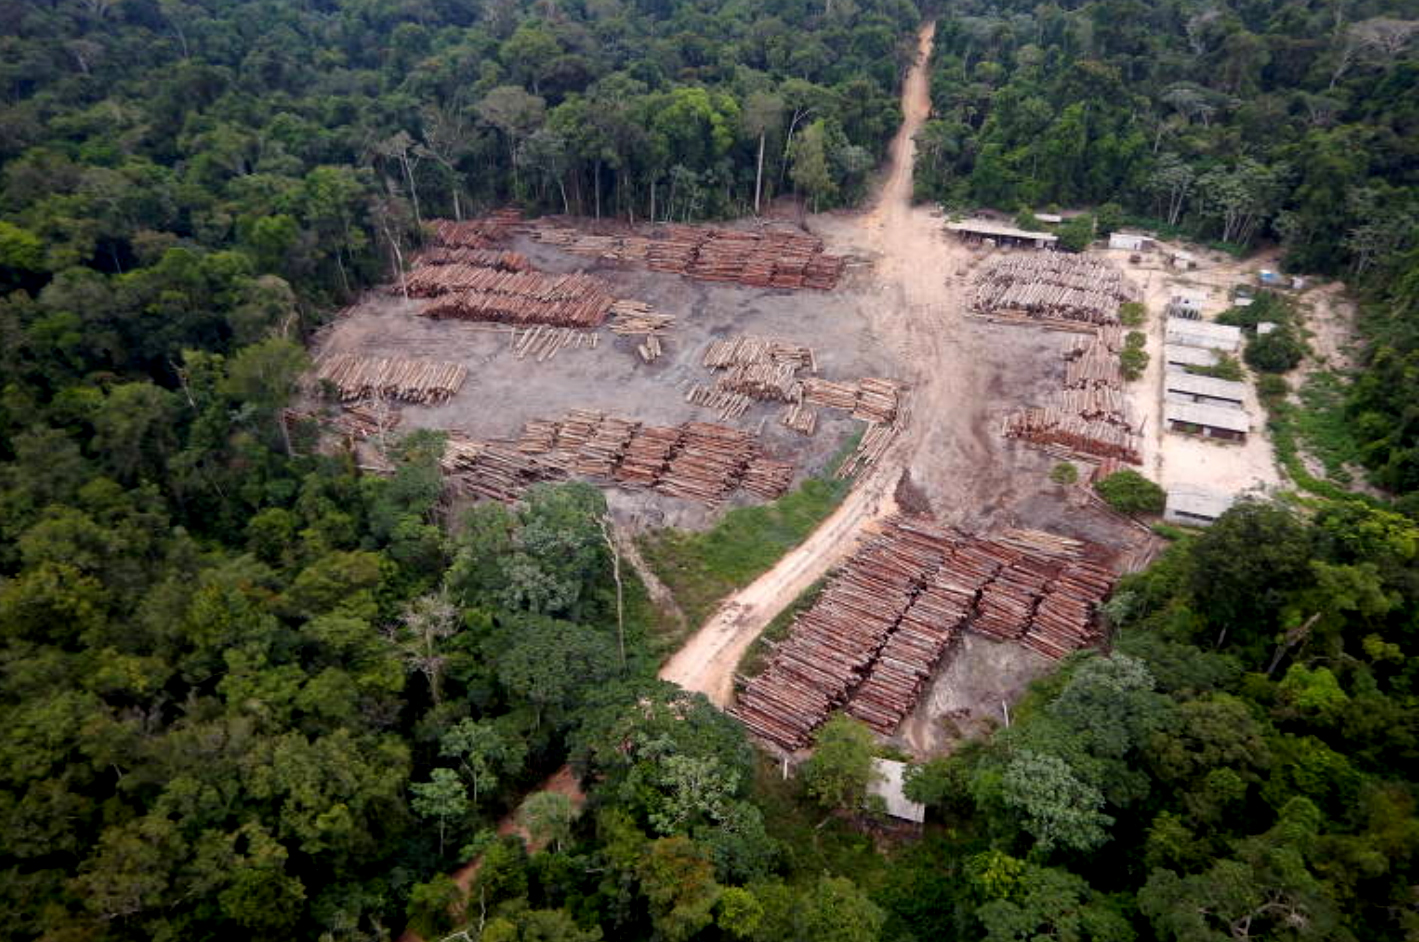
[414,246,530,271]
[314,354,467,404]
[971,253,1139,325]
[283,401,401,442]
[802,377,903,424]
[414,269,615,329]
[441,436,567,502]
[732,515,1115,749]
[529,220,846,290]
[426,211,523,249]
[691,334,818,421]
[1002,331,1141,463]
[508,410,793,505]
[510,325,598,362]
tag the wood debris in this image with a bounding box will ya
[313,354,467,404]
[732,515,1116,749]
[971,253,1139,325]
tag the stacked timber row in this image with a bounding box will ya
[314,354,467,404]
[441,437,568,502]
[425,211,523,250]
[802,377,904,424]
[971,253,1139,325]
[693,335,820,420]
[414,246,531,271]
[1002,332,1141,463]
[509,411,794,505]
[411,268,616,329]
[529,220,847,290]
[733,515,1116,750]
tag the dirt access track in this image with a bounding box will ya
[317,23,1154,740]
[660,22,1151,711]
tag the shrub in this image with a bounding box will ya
[1095,469,1165,516]
[1119,346,1149,380]
[1125,331,1146,349]
[1057,214,1095,252]
[1245,328,1305,373]
[1050,462,1079,485]
[1187,353,1244,382]
[1257,374,1289,408]
[1118,302,1146,327]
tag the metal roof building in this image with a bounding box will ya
[1164,343,1220,371]
[869,759,926,824]
[1109,231,1152,251]
[1165,372,1248,409]
[946,219,1058,248]
[1166,319,1243,353]
[1165,401,1250,441]
[1165,486,1236,526]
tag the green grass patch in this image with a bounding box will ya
[736,577,828,680]
[637,433,859,629]
[639,476,851,628]
[1291,371,1362,485]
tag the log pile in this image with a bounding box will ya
[741,457,795,500]
[415,246,531,271]
[780,401,818,436]
[658,422,758,503]
[413,268,615,328]
[441,437,567,502]
[733,515,1118,749]
[283,402,402,442]
[1020,561,1112,660]
[971,253,1139,325]
[733,517,951,750]
[314,354,467,404]
[836,420,898,479]
[511,325,598,362]
[513,411,792,504]
[687,383,754,420]
[803,377,902,424]
[1003,409,1142,463]
[529,219,846,290]
[609,300,673,336]
[426,212,522,249]
[1003,332,1140,462]
[703,335,815,372]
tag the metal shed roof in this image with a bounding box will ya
[1165,372,1249,403]
[1166,320,1243,352]
[1164,344,1220,368]
[946,219,1058,243]
[1165,401,1250,433]
[869,759,926,823]
[1166,486,1236,521]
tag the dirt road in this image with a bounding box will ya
[659,21,1012,706]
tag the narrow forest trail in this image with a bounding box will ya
[658,20,991,708]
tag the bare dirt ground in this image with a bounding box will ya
[899,634,1052,754]
[1108,245,1284,497]
[659,22,1152,714]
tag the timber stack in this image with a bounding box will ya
[313,354,467,404]
[511,325,598,362]
[414,246,530,271]
[425,212,523,250]
[529,219,846,290]
[971,253,1139,325]
[509,410,793,504]
[1003,332,1140,462]
[733,515,1116,750]
[413,268,616,329]
[803,377,903,424]
[441,437,568,502]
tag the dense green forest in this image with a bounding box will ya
[913,0,1419,496]
[4,0,1419,940]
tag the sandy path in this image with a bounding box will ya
[657,21,987,707]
